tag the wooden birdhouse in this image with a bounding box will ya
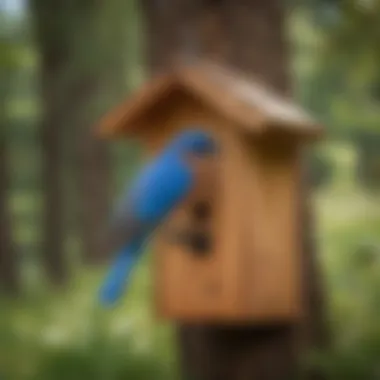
[97,61,323,323]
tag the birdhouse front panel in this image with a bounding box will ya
[142,95,245,321]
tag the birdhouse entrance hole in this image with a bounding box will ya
[192,200,212,221]
[187,200,213,255]
[188,230,212,256]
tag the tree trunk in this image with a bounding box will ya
[141,1,327,379]
[0,132,19,295]
[77,130,111,264]
[0,45,19,294]
[31,0,126,269]
[30,0,73,285]
[0,42,20,295]
[74,0,128,265]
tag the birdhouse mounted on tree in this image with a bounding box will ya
[97,61,323,323]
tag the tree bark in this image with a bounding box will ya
[77,129,111,265]
[30,0,72,285]
[31,0,125,269]
[141,0,327,379]
[0,43,19,294]
[75,0,128,265]
[0,130,19,295]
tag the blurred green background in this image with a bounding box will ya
[1,0,380,379]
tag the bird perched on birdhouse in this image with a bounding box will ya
[97,60,323,323]
[99,129,218,306]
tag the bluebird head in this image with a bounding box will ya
[167,128,217,157]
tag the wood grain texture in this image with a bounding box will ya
[240,135,302,321]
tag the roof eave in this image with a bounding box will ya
[264,119,325,141]
[96,72,180,138]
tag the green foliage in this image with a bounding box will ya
[32,340,169,380]
[312,181,380,378]
[0,266,177,380]
[354,131,380,190]
[308,149,335,189]
[292,2,380,192]
[292,1,380,146]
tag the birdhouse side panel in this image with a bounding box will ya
[239,136,302,321]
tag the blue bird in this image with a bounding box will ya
[99,128,217,306]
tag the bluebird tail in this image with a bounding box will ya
[99,238,146,306]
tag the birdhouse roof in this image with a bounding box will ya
[97,61,323,139]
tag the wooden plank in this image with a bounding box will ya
[240,135,303,321]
